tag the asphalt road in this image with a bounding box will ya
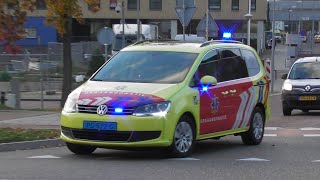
[1,94,320,180]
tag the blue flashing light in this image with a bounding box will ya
[114,108,123,113]
[202,86,208,92]
[223,32,232,39]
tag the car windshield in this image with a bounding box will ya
[92,51,198,84]
[288,62,320,79]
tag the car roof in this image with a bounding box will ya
[121,40,252,53]
[295,57,320,63]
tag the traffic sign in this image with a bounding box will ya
[196,13,219,37]
[97,27,115,45]
[175,0,196,27]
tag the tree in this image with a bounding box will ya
[45,0,100,107]
[87,48,105,76]
[0,0,100,107]
[0,0,35,53]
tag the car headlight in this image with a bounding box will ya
[282,83,292,91]
[133,101,171,117]
[63,87,82,113]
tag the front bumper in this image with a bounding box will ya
[282,91,320,110]
[60,112,175,147]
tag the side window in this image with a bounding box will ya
[191,50,219,86]
[241,49,261,77]
[218,48,249,82]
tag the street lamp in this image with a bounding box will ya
[115,1,125,48]
[288,9,293,33]
[270,0,276,93]
[245,0,253,46]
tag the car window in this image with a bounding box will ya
[289,62,320,79]
[92,51,198,84]
[241,49,261,77]
[218,48,249,82]
[191,50,219,86]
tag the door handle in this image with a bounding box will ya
[229,89,237,94]
[221,91,229,95]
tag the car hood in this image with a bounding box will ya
[285,79,320,86]
[76,81,183,107]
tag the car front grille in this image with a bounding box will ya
[62,127,161,142]
[77,105,135,115]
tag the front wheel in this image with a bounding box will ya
[169,115,195,158]
[241,107,265,145]
[66,142,96,155]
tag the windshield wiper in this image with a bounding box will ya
[91,78,104,81]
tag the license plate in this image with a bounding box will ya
[83,121,117,131]
[299,96,317,101]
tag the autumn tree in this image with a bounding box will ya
[0,0,35,53]
[45,0,99,107]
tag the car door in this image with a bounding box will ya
[193,49,230,135]
[217,48,253,131]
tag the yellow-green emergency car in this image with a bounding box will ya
[61,40,270,157]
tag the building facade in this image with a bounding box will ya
[13,0,268,51]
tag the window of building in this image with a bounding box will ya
[7,2,16,9]
[127,0,138,10]
[36,0,46,10]
[232,0,239,10]
[150,0,162,10]
[208,0,221,11]
[110,0,117,10]
[251,0,256,11]
[241,49,260,77]
[88,0,100,10]
[218,49,249,81]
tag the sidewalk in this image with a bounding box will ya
[0,110,60,129]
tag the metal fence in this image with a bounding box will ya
[0,41,103,110]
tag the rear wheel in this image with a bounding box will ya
[241,107,265,145]
[169,115,195,158]
[66,142,96,155]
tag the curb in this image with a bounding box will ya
[0,139,65,152]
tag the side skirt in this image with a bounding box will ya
[197,128,249,141]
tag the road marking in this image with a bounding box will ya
[265,127,280,130]
[300,128,320,131]
[236,158,270,162]
[264,134,277,137]
[303,134,320,137]
[168,158,200,161]
[270,93,281,97]
[27,155,60,159]
[312,160,320,162]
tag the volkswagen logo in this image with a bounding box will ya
[97,105,108,116]
[305,85,311,91]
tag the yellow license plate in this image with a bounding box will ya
[299,96,317,101]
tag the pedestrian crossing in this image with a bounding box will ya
[264,127,320,137]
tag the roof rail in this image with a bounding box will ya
[200,40,243,47]
[132,39,179,46]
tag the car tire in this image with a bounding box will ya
[241,107,265,145]
[66,142,97,155]
[169,115,196,158]
[302,110,309,113]
[283,105,292,116]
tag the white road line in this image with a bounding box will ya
[265,127,280,131]
[303,134,320,137]
[264,134,277,137]
[236,158,270,162]
[168,158,200,161]
[300,128,320,131]
[27,155,60,159]
[270,93,282,97]
[312,160,320,162]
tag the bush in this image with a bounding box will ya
[87,48,105,76]
[0,71,12,81]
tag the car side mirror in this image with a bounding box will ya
[200,76,217,86]
[281,73,288,80]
